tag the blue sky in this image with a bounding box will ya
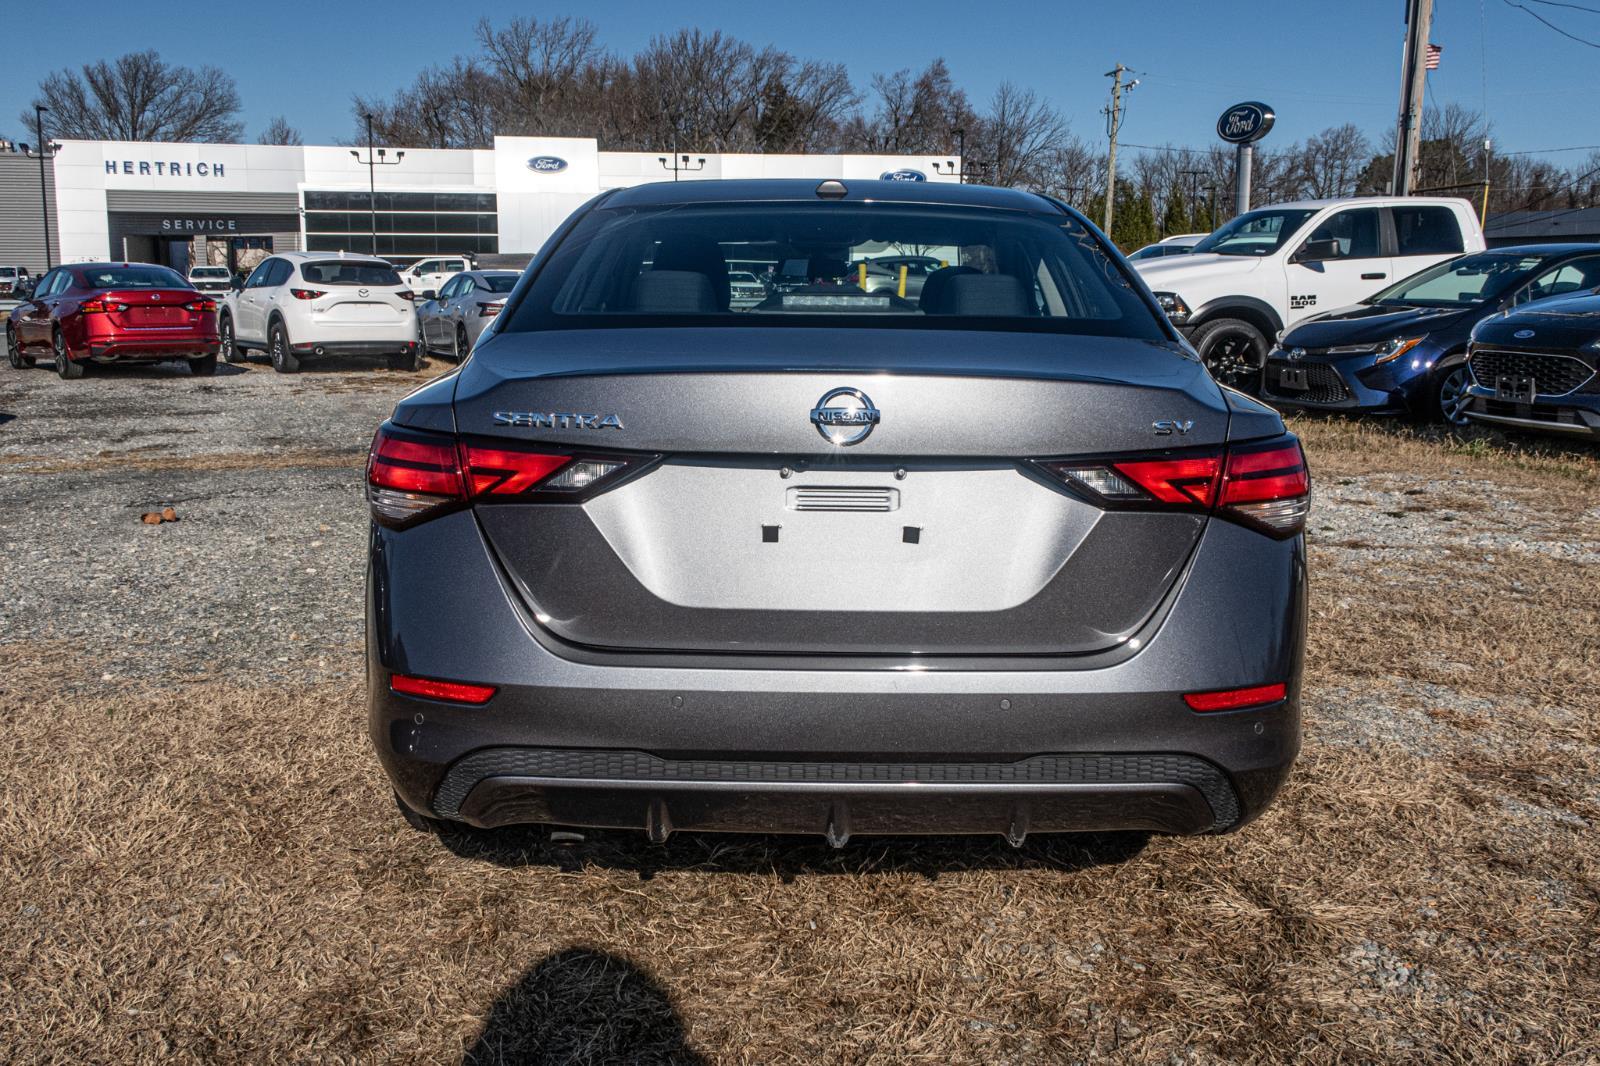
[4,0,1598,162]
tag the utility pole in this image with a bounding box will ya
[1392,0,1434,196]
[1102,65,1129,236]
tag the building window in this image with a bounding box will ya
[301,189,497,262]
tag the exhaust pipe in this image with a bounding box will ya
[313,346,325,356]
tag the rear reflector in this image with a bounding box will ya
[390,673,497,705]
[1183,683,1287,712]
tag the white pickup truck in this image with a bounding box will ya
[1133,196,1485,388]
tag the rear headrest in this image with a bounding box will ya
[918,265,980,312]
[633,270,716,313]
[930,273,1031,316]
[652,237,730,310]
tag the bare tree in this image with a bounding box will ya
[476,16,603,137]
[257,116,302,146]
[1299,124,1370,199]
[842,60,973,155]
[972,83,1073,189]
[26,50,242,142]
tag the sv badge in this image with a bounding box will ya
[1152,420,1195,436]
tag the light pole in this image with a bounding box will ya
[349,113,404,257]
[657,153,705,181]
[952,127,966,183]
[34,105,55,269]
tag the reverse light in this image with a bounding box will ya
[1373,335,1425,365]
[390,673,497,705]
[290,288,325,300]
[476,300,504,317]
[1183,682,1287,712]
[79,296,128,314]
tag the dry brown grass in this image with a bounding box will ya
[2,421,1598,1064]
[0,447,363,476]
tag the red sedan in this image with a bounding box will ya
[5,262,221,379]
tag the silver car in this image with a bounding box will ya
[415,270,520,360]
[369,179,1309,846]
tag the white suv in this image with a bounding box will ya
[1134,197,1485,388]
[219,252,420,372]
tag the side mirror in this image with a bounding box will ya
[421,290,437,301]
[1295,239,1343,263]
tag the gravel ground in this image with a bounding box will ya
[0,358,433,686]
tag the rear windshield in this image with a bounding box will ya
[190,267,230,278]
[503,202,1166,338]
[481,274,518,293]
[78,265,187,289]
[299,261,402,286]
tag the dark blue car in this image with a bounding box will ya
[1260,244,1600,423]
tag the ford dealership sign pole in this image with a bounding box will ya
[1217,102,1274,216]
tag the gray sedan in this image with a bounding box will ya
[415,270,520,360]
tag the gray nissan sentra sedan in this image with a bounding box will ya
[367,179,1309,846]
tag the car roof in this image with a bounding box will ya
[278,251,392,262]
[1480,242,1600,256]
[601,178,1058,213]
[1242,196,1473,212]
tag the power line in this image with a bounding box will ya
[1498,143,1600,154]
[1521,0,1600,15]
[1501,0,1600,46]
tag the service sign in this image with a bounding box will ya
[1216,102,1275,145]
[527,155,569,174]
[879,169,927,182]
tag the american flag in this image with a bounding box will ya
[1425,43,1442,70]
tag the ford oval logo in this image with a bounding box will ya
[1217,101,1276,145]
[1513,329,1536,339]
[879,169,926,182]
[527,155,568,173]
[810,387,880,446]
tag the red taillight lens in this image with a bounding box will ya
[390,673,496,705]
[185,298,216,313]
[1110,453,1223,506]
[397,290,415,302]
[366,425,465,525]
[460,445,571,496]
[290,288,325,300]
[79,296,126,314]
[477,301,504,317]
[1184,682,1287,712]
[1038,434,1309,538]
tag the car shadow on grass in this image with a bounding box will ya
[432,823,1151,882]
[463,947,706,1066]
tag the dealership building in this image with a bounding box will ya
[0,136,957,276]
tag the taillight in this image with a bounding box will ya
[290,288,325,300]
[185,298,216,313]
[79,296,127,314]
[366,422,653,527]
[397,290,416,302]
[476,301,503,317]
[1037,434,1309,538]
[390,673,496,705]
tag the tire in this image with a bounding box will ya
[219,315,243,363]
[1191,317,1268,393]
[394,790,442,834]
[5,324,33,369]
[388,346,422,372]
[189,352,218,377]
[54,331,83,380]
[1432,363,1472,426]
[267,319,298,374]
[454,324,470,362]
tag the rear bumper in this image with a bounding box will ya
[292,340,418,357]
[369,510,1307,841]
[85,336,220,360]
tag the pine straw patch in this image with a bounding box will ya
[2,422,1599,1063]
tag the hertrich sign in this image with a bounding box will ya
[106,160,228,177]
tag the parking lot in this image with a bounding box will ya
[1,357,1597,1062]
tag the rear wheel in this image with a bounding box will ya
[1433,363,1472,426]
[5,324,33,369]
[189,352,218,377]
[54,331,83,380]
[1191,317,1267,392]
[454,324,469,362]
[268,320,298,374]
[219,315,243,363]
